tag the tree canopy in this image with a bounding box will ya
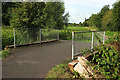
[2,2,69,29]
[82,1,120,31]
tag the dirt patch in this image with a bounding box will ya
[106,41,120,52]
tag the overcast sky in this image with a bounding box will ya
[64,0,117,24]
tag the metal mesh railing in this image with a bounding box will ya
[41,29,58,41]
[2,28,59,48]
[72,31,105,59]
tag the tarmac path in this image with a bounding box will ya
[2,40,72,78]
[2,40,92,78]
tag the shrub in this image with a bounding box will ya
[89,45,120,79]
[0,49,10,58]
[59,30,72,40]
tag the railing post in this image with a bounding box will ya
[57,29,59,41]
[40,29,42,44]
[72,32,74,60]
[103,31,105,44]
[13,28,16,48]
[91,31,94,50]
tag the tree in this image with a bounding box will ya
[79,22,82,27]
[2,2,15,26]
[82,18,89,27]
[113,1,120,41]
[10,2,46,28]
[86,5,110,29]
[43,2,65,29]
[113,1,120,31]
[101,10,114,31]
[63,12,70,27]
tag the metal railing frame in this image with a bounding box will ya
[72,31,105,60]
[13,28,59,48]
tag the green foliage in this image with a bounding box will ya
[46,64,73,78]
[82,18,89,27]
[87,1,120,32]
[2,28,14,49]
[67,26,90,31]
[72,70,81,79]
[0,49,10,58]
[101,10,114,31]
[113,1,120,31]
[2,2,68,29]
[59,27,90,40]
[59,30,72,40]
[87,5,110,29]
[90,45,120,79]
[10,2,46,28]
[105,31,119,43]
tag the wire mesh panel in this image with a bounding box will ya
[74,32,92,55]
[15,28,40,45]
[2,28,59,48]
[72,31,105,59]
[41,29,58,42]
[94,31,104,47]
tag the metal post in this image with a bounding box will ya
[72,32,74,60]
[40,29,41,44]
[13,28,16,48]
[57,29,59,41]
[103,31,105,44]
[91,32,94,50]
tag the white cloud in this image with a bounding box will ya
[64,0,117,23]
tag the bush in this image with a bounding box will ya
[2,28,14,49]
[105,31,119,43]
[89,45,120,79]
[0,49,10,58]
[59,30,72,40]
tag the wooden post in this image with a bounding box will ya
[72,32,74,60]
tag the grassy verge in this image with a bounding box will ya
[66,26,90,31]
[0,48,10,59]
[46,58,75,79]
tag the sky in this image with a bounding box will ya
[64,0,117,24]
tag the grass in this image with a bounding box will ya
[0,48,10,59]
[66,26,90,31]
[87,27,99,31]
[46,58,74,79]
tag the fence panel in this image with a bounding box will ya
[72,31,105,59]
[41,29,58,42]
[2,28,59,49]
[15,28,40,45]
[74,32,92,56]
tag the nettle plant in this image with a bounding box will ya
[91,45,120,79]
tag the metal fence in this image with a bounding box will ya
[72,31,105,59]
[2,28,59,48]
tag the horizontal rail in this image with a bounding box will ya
[5,40,58,49]
[74,31,105,33]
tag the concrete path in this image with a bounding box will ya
[2,40,72,78]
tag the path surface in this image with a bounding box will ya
[2,40,72,78]
[2,40,94,78]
